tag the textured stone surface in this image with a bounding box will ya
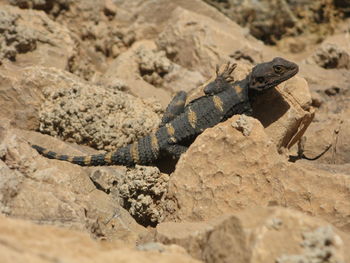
[306,43,350,69]
[252,76,314,150]
[152,207,350,263]
[156,7,272,77]
[0,127,147,243]
[101,40,204,107]
[204,0,341,47]
[0,214,200,263]
[1,65,161,150]
[0,0,349,261]
[35,67,160,151]
[89,165,169,226]
[165,116,350,231]
[0,66,42,130]
[300,107,350,164]
[0,5,74,68]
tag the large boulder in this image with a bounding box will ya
[150,207,350,263]
[0,127,147,243]
[0,214,199,263]
[0,66,161,150]
[164,116,350,231]
[0,5,74,69]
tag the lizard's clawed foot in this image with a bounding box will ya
[215,62,237,83]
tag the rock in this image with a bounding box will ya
[300,107,350,164]
[101,40,205,107]
[203,0,339,46]
[151,207,350,263]
[8,0,72,15]
[306,43,350,69]
[27,66,159,151]
[334,0,350,14]
[0,65,161,149]
[89,165,169,227]
[0,67,41,129]
[164,116,350,230]
[116,0,239,38]
[0,127,147,243]
[0,214,200,263]
[101,40,172,107]
[252,76,314,150]
[156,7,273,77]
[136,242,189,255]
[297,49,350,164]
[299,63,350,99]
[152,214,248,263]
[0,5,74,69]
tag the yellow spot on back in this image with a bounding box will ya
[166,123,175,136]
[175,100,185,106]
[151,134,159,153]
[67,156,74,162]
[131,142,140,163]
[234,85,243,94]
[187,108,197,128]
[213,95,224,112]
[42,149,50,155]
[104,152,113,164]
[84,156,92,165]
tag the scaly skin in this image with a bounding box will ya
[32,57,299,166]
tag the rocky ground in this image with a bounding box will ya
[0,0,349,262]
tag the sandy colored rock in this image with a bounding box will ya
[89,165,169,226]
[0,66,46,130]
[204,0,340,46]
[252,76,314,150]
[306,43,350,69]
[33,66,159,151]
[306,32,350,69]
[165,116,350,231]
[297,37,350,164]
[0,214,200,263]
[0,0,349,260]
[101,40,172,107]
[156,7,273,77]
[116,0,239,38]
[152,207,350,263]
[102,40,205,107]
[0,65,161,149]
[0,127,147,243]
[0,5,74,69]
[300,107,350,164]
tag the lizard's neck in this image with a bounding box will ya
[246,74,260,103]
[248,88,259,104]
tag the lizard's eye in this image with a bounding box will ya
[273,65,284,74]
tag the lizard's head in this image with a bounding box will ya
[249,57,299,92]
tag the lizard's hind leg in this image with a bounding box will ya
[160,91,187,126]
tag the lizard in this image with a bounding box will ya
[32,57,299,166]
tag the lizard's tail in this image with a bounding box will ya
[31,134,161,167]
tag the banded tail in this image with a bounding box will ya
[31,133,161,167]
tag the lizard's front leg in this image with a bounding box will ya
[204,62,236,95]
[159,91,187,127]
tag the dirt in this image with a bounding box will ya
[0,0,349,262]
